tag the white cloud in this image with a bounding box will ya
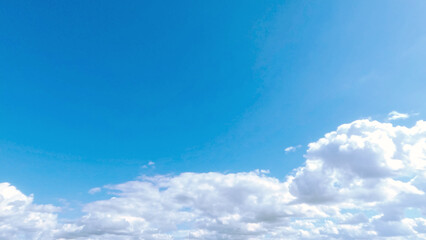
[57,171,309,239]
[88,187,101,194]
[0,183,59,239]
[142,161,156,169]
[388,111,410,120]
[285,146,296,152]
[2,118,426,239]
[285,145,301,153]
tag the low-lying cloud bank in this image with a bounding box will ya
[2,119,426,239]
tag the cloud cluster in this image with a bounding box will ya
[289,119,426,239]
[0,183,59,240]
[2,118,426,239]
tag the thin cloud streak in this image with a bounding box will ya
[388,111,410,121]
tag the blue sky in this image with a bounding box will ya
[1,1,426,234]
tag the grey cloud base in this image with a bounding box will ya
[2,119,426,239]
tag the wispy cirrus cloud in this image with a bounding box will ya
[2,118,426,239]
[88,187,101,195]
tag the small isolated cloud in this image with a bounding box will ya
[141,161,155,169]
[285,145,301,153]
[388,111,409,121]
[88,187,101,195]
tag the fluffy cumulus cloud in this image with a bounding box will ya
[0,183,59,240]
[2,119,426,239]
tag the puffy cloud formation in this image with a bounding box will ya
[2,119,426,239]
[0,183,59,240]
[289,119,426,239]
